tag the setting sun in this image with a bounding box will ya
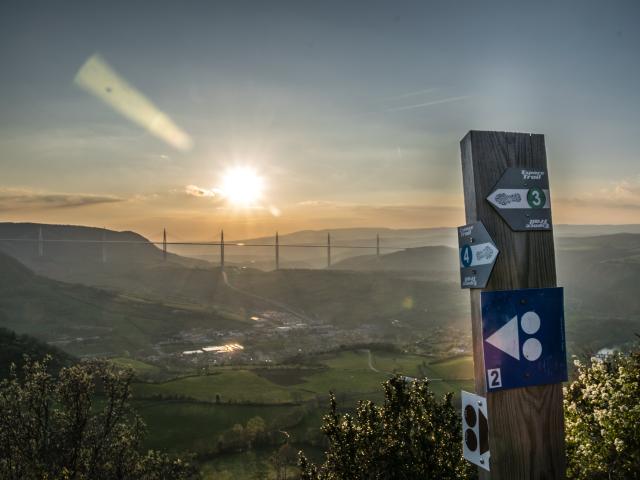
[219,166,265,207]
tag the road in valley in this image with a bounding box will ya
[221,270,314,323]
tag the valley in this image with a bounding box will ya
[1,222,639,478]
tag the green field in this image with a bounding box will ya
[426,355,474,379]
[132,351,474,405]
[111,357,165,375]
[129,350,474,463]
[134,400,299,453]
[128,350,474,478]
[135,369,297,404]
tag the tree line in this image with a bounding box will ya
[1,344,638,479]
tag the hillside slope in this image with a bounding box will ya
[2,223,639,355]
[328,233,640,318]
[218,268,468,330]
[171,227,458,269]
[169,225,640,269]
[0,222,208,296]
[0,327,75,378]
[0,251,249,357]
[556,233,640,315]
[331,245,458,281]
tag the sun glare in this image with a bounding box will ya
[220,166,265,207]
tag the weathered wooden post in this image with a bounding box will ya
[327,232,331,268]
[376,233,380,258]
[275,231,280,270]
[459,131,566,479]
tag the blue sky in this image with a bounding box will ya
[1,0,639,239]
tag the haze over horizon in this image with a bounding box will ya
[2,0,639,240]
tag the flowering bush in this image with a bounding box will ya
[298,376,474,480]
[564,347,640,479]
[0,357,196,480]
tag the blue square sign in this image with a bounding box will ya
[481,287,567,392]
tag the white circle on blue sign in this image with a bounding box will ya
[522,338,542,361]
[521,311,541,335]
[461,245,473,267]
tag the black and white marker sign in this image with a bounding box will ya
[462,390,490,471]
[458,222,499,289]
[487,168,552,231]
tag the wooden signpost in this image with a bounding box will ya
[460,131,566,479]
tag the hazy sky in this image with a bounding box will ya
[1,0,639,240]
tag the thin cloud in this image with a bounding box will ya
[185,185,219,198]
[298,199,461,215]
[561,175,640,210]
[295,200,464,228]
[0,188,123,211]
[609,176,640,200]
[382,87,438,102]
[385,95,472,112]
[297,200,344,207]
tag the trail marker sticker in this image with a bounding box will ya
[481,287,567,391]
[487,168,552,231]
[462,390,490,471]
[458,222,499,289]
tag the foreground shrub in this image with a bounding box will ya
[0,357,196,480]
[299,376,473,480]
[564,347,640,480]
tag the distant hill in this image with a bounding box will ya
[316,232,640,352]
[331,245,458,281]
[556,233,640,316]
[0,327,75,378]
[554,224,640,237]
[3,222,640,274]
[2,223,639,355]
[0,222,174,264]
[0,224,469,335]
[172,227,458,269]
[327,232,640,317]
[172,224,640,269]
[0,222,214,299]
[232,224,640,246]
[558,233,640,353]
[218,268,468,330]
[0,251,249,357]
[236,227,456,248]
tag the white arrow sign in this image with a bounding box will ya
[485,315,520,360]
[486,168,553,230]
[458,222,500,289]
[487,189,551,209]
[460,242,499,268]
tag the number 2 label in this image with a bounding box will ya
[487,368,502,389]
